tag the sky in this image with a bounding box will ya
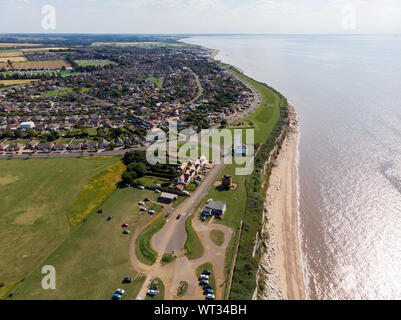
[0,0,400,34]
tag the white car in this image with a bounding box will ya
[199,274,209,280]
[138,201,145,205]
[149,210,155,215]
[147,289,159,296]
[205,294,215,300]
[155,189,161,193]
[115,289,125,295]
[138,186,145,190]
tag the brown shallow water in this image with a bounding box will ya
[185,35,401,300]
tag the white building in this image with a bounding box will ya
[19,121,35,130]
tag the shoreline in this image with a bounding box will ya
[258,105,305,300]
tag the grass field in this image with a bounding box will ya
[146,77,163,88]
[0,79,40,86]
[0,156,121,299]
[74,59,116,67]
[67,161,126,229]
[161,253,176,266]
[210,230,225,247]
[11,60,71,70]
[10,187,161,300]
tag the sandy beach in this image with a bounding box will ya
[258,105,305,300]
[209,49,220,59]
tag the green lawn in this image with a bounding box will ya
[135,215,166,265]
[210,230,225,247]
[184,214,204,259]
[0,156,121,299]
[146,77,163,88]
[9,188,161,300]
[44,88,73,96]
[161,253,176,266]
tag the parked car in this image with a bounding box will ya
[183,191,190,195]
[138,201,145,205]
[147,289,158,297]
[121,223,129,228]
[204,289,214,295]
[123,230,131,235]
[144,198,150,202]
[149,210,155,215]
[199,280,209,286]
[176,214,182,220]
[203,270,212,275]
[107,216,113,221]
[112,293,122,300]
[122,277,132,284]
[140,207,147,212]
[115,289,125,295]
[155,189,161,193]
[203,285,212,290]
[199,274,209,280]
[205,294,215,300]
[97,209,103,214]
[138,186,145,190]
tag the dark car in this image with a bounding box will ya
[150,285,158,291]
[122,277,132,284]
[144,198,150,202]
[97,209,103,214]
[202,270,212,275]
[203,285,212,290]
[107,216,113,221]
[123,230,131,235]
[176,214,182,220]
[199,280,208,286]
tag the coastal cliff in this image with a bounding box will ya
[253,105,305,300]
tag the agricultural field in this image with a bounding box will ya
[0,43,41,48]
[74,59,116,67]
[0,62,10,70]
[0,156,122,299]
[0,79,40,86]
[10,187,162,300]
[11,60,71,70]
[20,47,69,52]
[0,57,27,63]
[0,51,24,57]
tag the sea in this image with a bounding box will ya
[183,35,401,300]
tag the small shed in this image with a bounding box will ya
[159,192,178,204]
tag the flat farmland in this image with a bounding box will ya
[0,156,122,299]
[0,62,10,70]
[0,43,41,48]
[0,51,24,57]
[20,47,69,52]
[0,56,27,63]
[11,60,71,70]
[0,79,40,86]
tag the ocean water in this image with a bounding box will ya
[183,35,401,300]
